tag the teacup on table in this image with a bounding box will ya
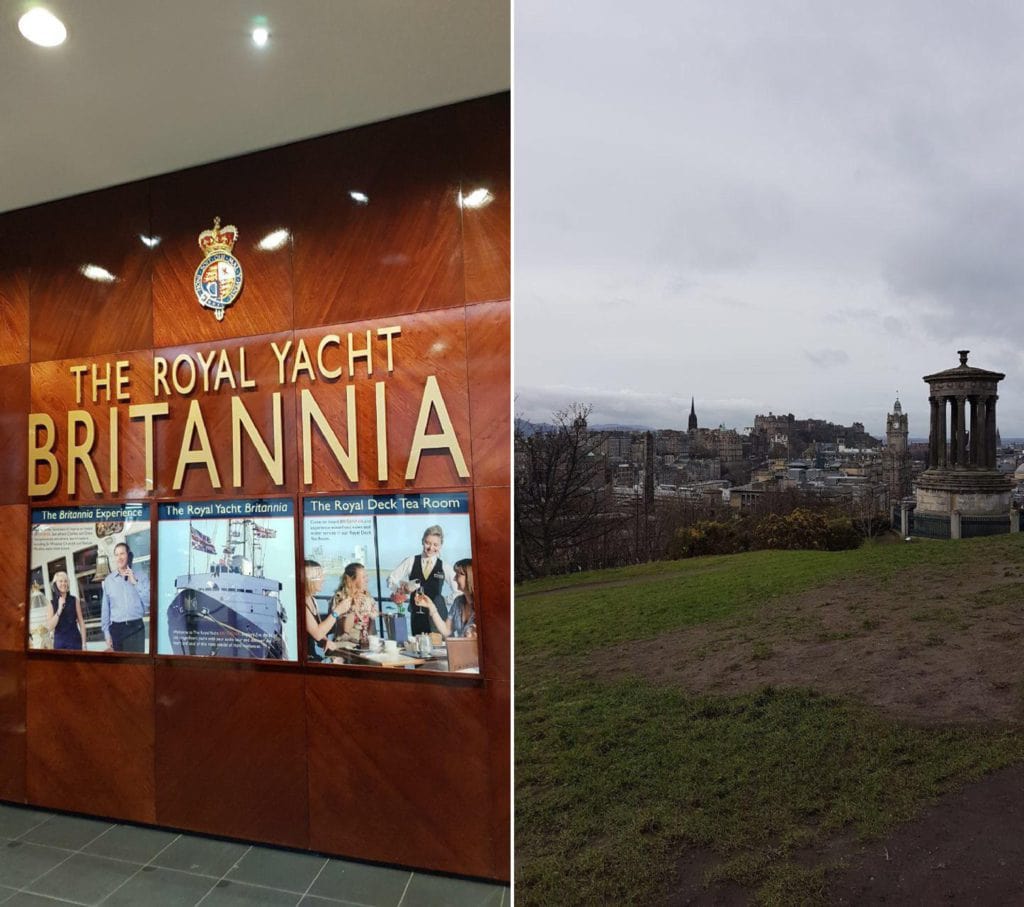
[384,639,399,654]
[368,635,382,651]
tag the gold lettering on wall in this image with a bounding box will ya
[238,347,256,389]
[26,323,475,495]
[377,325,401,372]
[129,402,170,490]
[270,340,292,385]
[317,334,342,379]
[116,361,131,402]
[349,330,373,377]
[28,414,58,496]
[405,376,470,480]
[153,356,170,397]
[173,400,221,489]
[109,407,119,492]
[301,387,357,484]
[67,410,102,494]
[291,340,315,383]
[70,365,88,405]
[375,381,388,481]
[232,393,284,486]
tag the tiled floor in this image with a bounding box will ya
[0,804,508,907]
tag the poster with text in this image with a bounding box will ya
[29,503,152,653]
[156,498,297,660]
[302,493,477,671]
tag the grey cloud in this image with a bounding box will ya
[516,385,758,433]
[884,187,1024,342]
[882,316,906,336]
[803,349,851,368]
[516,1,1024,435]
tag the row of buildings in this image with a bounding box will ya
[598,391,1023,524]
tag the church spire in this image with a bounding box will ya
[688,397,698,432]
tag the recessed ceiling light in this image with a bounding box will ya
[349,191,369,205]
[139,234,161,248]
[18,7,67,47]
[80,264,116,283]
[252,26,269,47]
[257,228,290,251]
[458,188,495,209]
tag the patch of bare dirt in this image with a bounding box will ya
[591,559,1024,724]
[826,761,1024,904]
[664,764,1024,905]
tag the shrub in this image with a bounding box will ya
[752,508,861,552]
[670,520,744,558]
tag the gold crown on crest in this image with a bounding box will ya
[197,217,239,255]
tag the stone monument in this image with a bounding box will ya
[913,350,1012,538]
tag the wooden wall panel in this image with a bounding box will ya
[0,216,30,365]
[0,506,27,651]
[473,486,510,683]
[29,351,154,505]
[306,673,495,877]
[466,300,511,487]
[458,94,511,304]
[28,184,153,363]
[0,652,27,803]
[0,363,29,505]
[294,309,471,491]
[150,152,295,347]
[154,663,308,848]
[291,106,465,328]
[0,94,509,882]
[151,334,298,498]
[26,659,155,823]
[486,679,510,879]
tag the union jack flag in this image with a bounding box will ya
[190,527,217,554]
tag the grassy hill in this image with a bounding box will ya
[515,536,1024,905]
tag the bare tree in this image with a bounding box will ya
[515,404,610,578]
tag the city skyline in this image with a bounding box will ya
[516,2,1024,436]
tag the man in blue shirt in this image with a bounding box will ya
[101,542,148,652]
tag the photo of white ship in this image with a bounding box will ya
[157,500,297,661]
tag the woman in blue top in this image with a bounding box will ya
[47,571,86,650]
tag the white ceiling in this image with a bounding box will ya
[0,0,510,213]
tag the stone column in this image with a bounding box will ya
[947,397,955,466]
[975,397,988,468]
[937,395,947,467]
[986,395,997,469]
[901,501,914,537]
[950,509,962,540]
[970,397,978,468]
[928,396,938,468]
[955,396,968,467]
[966,397,974,468]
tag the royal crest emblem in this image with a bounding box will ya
[194,217,243,320]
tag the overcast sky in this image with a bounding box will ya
[515,2,1024,438]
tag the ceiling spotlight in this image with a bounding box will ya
[458,188,495,210]
[257,228,290,251]
[252,26,269,47]
[18,7,67,47]
[349,191,369,205]
[80,264,116,283]
[139,234,161,249]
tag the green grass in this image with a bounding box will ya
[515,535,1024,905]
[516,536,998,660]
